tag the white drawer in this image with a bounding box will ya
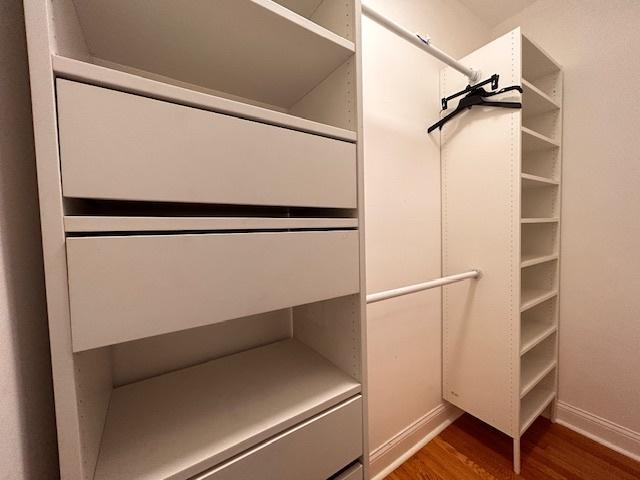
[195,396,363,480]
[56,80,357,208]
[67,230,359,351]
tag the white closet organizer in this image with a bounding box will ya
[24,1,367,479]
[441,29,562,473]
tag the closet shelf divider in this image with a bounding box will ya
[521,324,558,356]
[521,289,558,312]
[522,126,560,152]
[522,78,561,116]
[521,253,559,268]
[521,173,560,187]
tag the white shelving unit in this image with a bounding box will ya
[24,0,368,479]
[441,28,562,474]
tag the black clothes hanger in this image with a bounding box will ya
[428,75,523,133]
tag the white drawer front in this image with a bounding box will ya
[67,230,359,351]
[196,397,363,480]
[56,80,357,208]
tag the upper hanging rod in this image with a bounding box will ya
[361,3,480,83]
[366,270,481,304]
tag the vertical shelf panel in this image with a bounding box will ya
[441,29,522,438]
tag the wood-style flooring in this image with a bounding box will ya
[386,414,640,480]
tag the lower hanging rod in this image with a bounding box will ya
[366,270,481,304]
[361,3,480,83]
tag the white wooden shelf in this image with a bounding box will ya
[522,79,560,117]
[522,127,560,153]
[521,289,558,312]
[521,217,560,224]
[522,34,561,82]
[521,324,557,356]
[93,339,361,480]
[521,352,556,398]
[520,388,556,435]
[64,216,359,233]
[53,56,357,142]
[70,0,354,109]
[521,173,559,188]
[521,253,558,268]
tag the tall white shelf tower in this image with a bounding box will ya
[441,28,563,473]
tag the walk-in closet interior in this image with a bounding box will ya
[3,0,638,479]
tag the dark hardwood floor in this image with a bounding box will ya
[386,414,640,479]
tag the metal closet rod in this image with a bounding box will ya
[366,270,481,304]
[361,3,480,83]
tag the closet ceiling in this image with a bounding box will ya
[458,0,535,26]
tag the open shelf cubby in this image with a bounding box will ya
[521,296,557,355]
[521,221,559,266]
[91,338,360,480]
[522,34,562,100]
[51,0,358,135]
[520,333,557,398]
[520,368,556,434]
[521,260,558,312]
[521,182,559,219]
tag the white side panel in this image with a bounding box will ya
[196,397,363,480]
[441,29,522,437]
[57,80,357,208]
[67,230,360,351]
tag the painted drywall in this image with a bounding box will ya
[362,0,490,474]
[0,1,59,478]
[494,0,640,449]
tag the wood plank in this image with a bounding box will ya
[64,216,359,233]
[386,414,640,480]
[94,339,362,480]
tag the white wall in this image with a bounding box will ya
[494,0,640,457]
[362,1,490,475]
[0,1,59,478]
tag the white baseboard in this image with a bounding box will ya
[369,402,462,480]
[555,401,640,462]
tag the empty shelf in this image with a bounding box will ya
[521,173,560,188]
[522,79,560,117]
[521,217,560,224]
[522,127,560,153]
[521,253,558,268]
[522,34,561,81]
[93,339,361,480]
[53,56,356,142]
[64,216,359,233]
[70,0,354,109]
[520,389,556,435]
[521,289,558,312]
[521,333,557,398]
[521,323,557,356]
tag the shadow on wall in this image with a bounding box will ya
[0,0,59,478]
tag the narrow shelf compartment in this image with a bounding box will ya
[521,181,559,218]
[522,34,562,101]
[521,173,559,187]
[522,222,558,264]
[521,253,558,268]
[53,56,356,142]
[70,0,354,108]
[522,127,560,153]
[521,260,558,312]
[521,290,558,312]
[522,79,560,116]
[521,295,557,355]
[64,216,359,233]
[520,333,557,397]
[93,339,361,480]
[520,372,556,435]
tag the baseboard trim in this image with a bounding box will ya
[369,402,462,480]
[555,401,640,462]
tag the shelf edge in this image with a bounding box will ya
[520,325,558,356]
[521,361,557,399]
[520,391,556,435]
[521,290,558,312]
